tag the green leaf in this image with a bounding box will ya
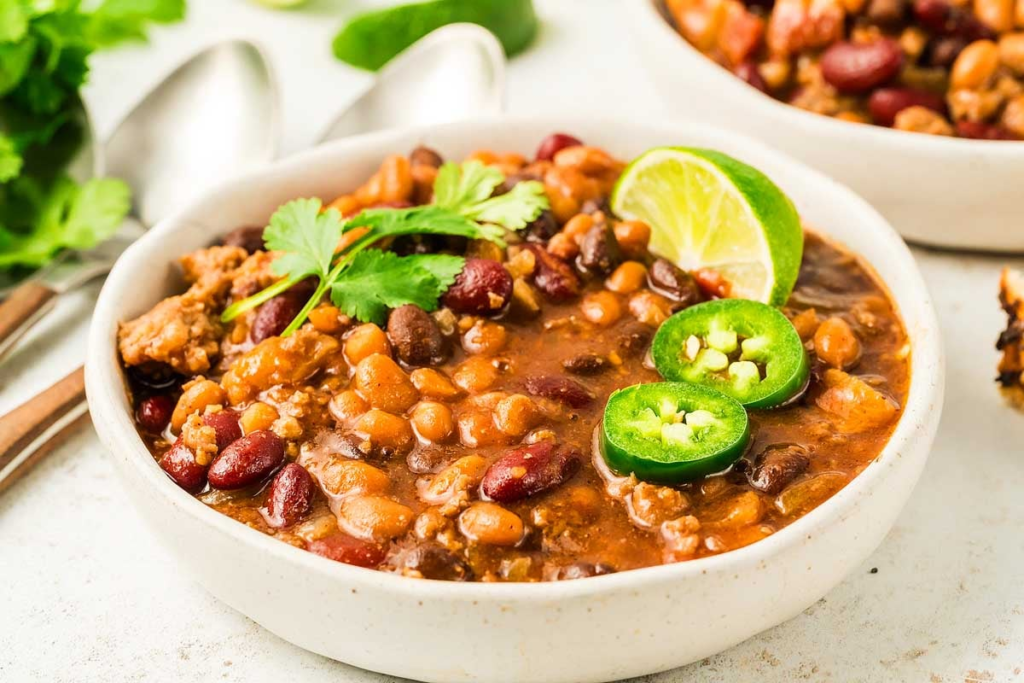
[86,0,186,46]
[0,133,22,182]
[0,174,129,267]
[0,0,30,44]
[330,250,464,325]
[263,198,345,281]
[433,160,503,211]
[351,204,505,245]
[0,35,35,96]
[461,179,548,231]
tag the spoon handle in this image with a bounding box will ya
[0,366,88,496]
[0,281,59,367]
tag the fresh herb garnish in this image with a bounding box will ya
[221,161,549,333]
[0,0,185,271]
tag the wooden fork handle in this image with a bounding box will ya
[0,281,59,366]
[0,366,88,495]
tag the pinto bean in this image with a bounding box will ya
[458,503,524,546]
[389,543,472,581]
[207,430,285,490]
[814,317,861,368]
[171,379,226,432]
[820,39,903,93]
[338,495,414,541]
[481,442,582,503]
[523,245,581,302]
[524,375,594,408]
[442,258,514,315]
[748,444,811,495]
[354,354,419,413]
[137,395,173,433]
[306,534,386,568]
[410,146,443,168]
[387,304,447,366]
[159,438,207,493]
[262,463,315,528]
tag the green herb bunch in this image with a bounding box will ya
[0,0,185,271]
[222,160,549,334]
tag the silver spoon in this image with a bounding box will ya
[0,25,506,495]
[0,40,279,366]
[0,40,278,492]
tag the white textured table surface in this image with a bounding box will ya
[3,1,1024,681]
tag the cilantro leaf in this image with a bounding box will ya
[86,0,187,47]
[433,160,503,211]
[351,204,506,244]
[0,0,30,44]
[0,133,22,182]
[0,36,36,96]
[330,250,464,325]
[461,179,548,231]
[0,175,129,267]
[263,198,345,280]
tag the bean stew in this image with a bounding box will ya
[661,0,1024,138]
[118,136,910,582]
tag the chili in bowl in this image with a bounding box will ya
[630,0,1024,252]
[85,118,942,683]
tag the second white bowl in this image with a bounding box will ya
[630,0,1024,252]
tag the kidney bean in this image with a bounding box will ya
[577,224,622,275]
[221,225,266,254]
[648,258,703,308]
[387,304,447,366]
[548,561,616,580]
[524,375,594,408]
[409,145,443,168]
[748,444,811,495]
[127,366,181,393]
[866,0,906,24]
[442,258,513,315]
[927,36,966,67]
[524,210,560,243]
[562,353,610,375]
[481,442,582,503]
[307,534,386,568]
[734,61,768,93]
[389,543,472,581]
[137,395,174,433]
[535,133,583,161]
[208,430,285,490]
[251,292,304,343]
[261,463,314,528]
[956,120,1018,139]
[868,88,946,126]
[820,39,903,93]
[159,438,207,493]
[913,0,994,40]
[202,410,242,452]
[523,245,581,302]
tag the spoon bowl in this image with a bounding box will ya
[105,40,280,227]
[320,23,505,143]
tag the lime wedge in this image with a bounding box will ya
[333,0,539,72]
[610,147,803,306]
[253,0,307,7]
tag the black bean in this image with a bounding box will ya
[648,258,702,308]
[562,354,609,375]
[221,225,266,254]
[389,544,472,581]
[577,223,621,275]
[748,444,811,495]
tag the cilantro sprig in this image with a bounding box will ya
[221,160,548,333]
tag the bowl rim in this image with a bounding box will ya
[85,114,944,603]
[634,0,1024,155]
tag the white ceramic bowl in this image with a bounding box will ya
[86,117,943,683]
[630,0,1024,252]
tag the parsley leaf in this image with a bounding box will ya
[264,198,344,280]
[330,250,464,325]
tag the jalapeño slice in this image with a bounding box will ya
[651,299,809,409]
[601,382,749,484]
